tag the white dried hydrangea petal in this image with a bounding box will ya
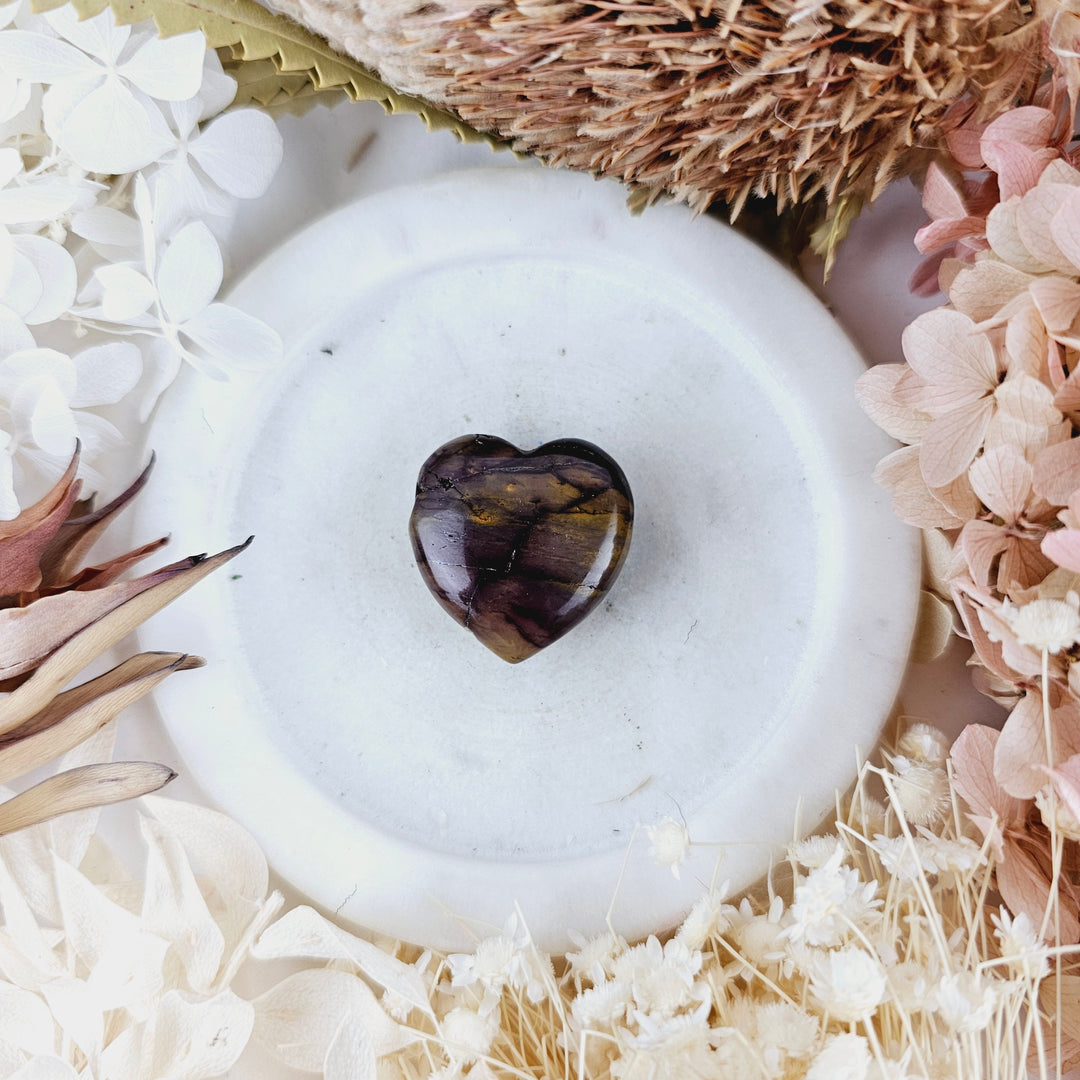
[0,982,56,1056]
[139,816,225,993]
[252,905,432,1017]
[253,969,402,1073]
[141,796,268,904]
[324,1017,377,1080]
[141,988,254,1080]
[52,855,169,1013]
[6,1057,81,1080]
[39,979,103,1066]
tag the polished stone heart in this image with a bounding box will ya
[409,434,633,663]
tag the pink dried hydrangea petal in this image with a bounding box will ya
[922,161,969,220]
[999,536,1058,592]
[1041,527,1080,573]
[873,446,968,529]
[1017,184,1079,275]
[968,445,1032,523]
[1034,437,1080,504]
[951,723,1029,828]
[959,519,1009,587]
[854,365,930,444]
[947,260,1035,323]
[919,397,994,488]
[902,309,999,395]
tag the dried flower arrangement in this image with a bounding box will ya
[857,62,1080,954]
[0,450,247,835]
[1,719,1075,1078]
[3,1,1080,1078]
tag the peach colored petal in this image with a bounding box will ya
[997,836,1080,943]
[968,445,1032,522]
[1053,368,1080,418]
[1049,752,1080,823]
[855,365,930,443]
[996,691,1080,799]
[965,585,1045,679]
[909,250,950,297]
[985,375,1066,461]
[1042,527,1080,572]
[999,536,1058,592]
[959,519,1008,586]
[1048,338,1067,392]
[952,582,1026,683]
[1031,276,1080,333]
[982,106,1057,151]
[919,397,995,488]
[1034,437,1080,504]
[1016,183,1078,275]
[921,161,969,220]
[986,198,1053,274]
[932,470,982,523]
[947,260,1036,322]
[1051,186,1080,271]
[873,445,967,529]
[1005,303,1049,378]
[951,723,1029,828]
[915,216,986,255]
[901,309,998,405]
[988,144,1059,200]
[947,117,987,169]
[1038,159,1080,188]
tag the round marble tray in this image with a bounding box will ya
[133,166,919,951]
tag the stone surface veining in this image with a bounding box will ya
[409,434,634,662]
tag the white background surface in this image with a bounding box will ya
[93,97,1007,1076]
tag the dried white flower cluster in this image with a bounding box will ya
[0,719,1074,1078]
[0,0,283,517]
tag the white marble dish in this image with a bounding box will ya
[133,167,920,951]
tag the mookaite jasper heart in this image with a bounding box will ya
[409,434,634,663]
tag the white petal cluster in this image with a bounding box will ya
[0,0,283,518]
[2,721,1055,1079]
[0,731,283,1078]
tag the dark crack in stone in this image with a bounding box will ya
[409,434,634,663]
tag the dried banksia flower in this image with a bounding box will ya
[272,0,1040,218]
[0,450,248,835]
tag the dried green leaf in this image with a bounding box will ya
[810,191,866,279]
[0,763,176,836]
[35,0,500,148]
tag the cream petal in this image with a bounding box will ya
[918,397,994,488]
[966,436,1028,523]
[902,309,998,398]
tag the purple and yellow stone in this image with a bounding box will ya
[409,434,634,663]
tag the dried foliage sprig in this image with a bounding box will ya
[244,722,1079,1079]
[0,448,247,834]
[266,0,1044,257]
[4,721,1074,1078]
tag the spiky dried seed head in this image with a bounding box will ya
[272,0,1040,214]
